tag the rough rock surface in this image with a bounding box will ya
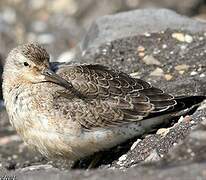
[1,8,206,180]
[78,9,206,58]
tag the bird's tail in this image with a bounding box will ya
[141,96,205,132]
[172,95,206,117]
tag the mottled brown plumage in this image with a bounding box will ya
[2,43,205,160]
[56,64,177,129]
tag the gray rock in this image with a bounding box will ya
[135,0,204,16]
[10,161,206,180]
[78,9,206,58]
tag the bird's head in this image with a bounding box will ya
[3,43,71,88]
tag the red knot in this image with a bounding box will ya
[2,43,205,160]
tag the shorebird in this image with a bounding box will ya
[2,43,205,161]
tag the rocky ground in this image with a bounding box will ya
[0,1,206,180]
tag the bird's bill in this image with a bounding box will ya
[42,69,73,89]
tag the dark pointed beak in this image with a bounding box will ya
[42,69,73,89]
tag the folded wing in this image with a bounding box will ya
[54,64,177,129]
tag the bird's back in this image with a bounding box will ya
[50,63,203,130]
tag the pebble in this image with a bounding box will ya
[172,33,193,43]
[180,45,187,50]
[178,70,185,75]
[118,154,127,162]
[172,33,185,42]
[175,64,189,71]
[142,55,161,65]
[144,32,151,37]
[12,154,18,159]
[178,116,185,123]
[190,71,198,76]
[137,46,145,52]
[199,36,204,41]
[149,68,164,76]
[153,49,161,55]
[156,128,170,136]
[164,74,173,81]
[185,34,193,43]
[130,139,141,151]
[138,52,145,57]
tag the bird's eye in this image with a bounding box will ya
[23,62,29,67]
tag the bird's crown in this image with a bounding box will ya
[18,43,50,64]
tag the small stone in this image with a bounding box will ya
[178,70,185,75]
[164,74,173,81]
[130,139,141,151]
[150,68,164,76]
[12,154,18,159]
[199,37,204,41]
[197,67,202,72]
[172,33,185,42]
[153,49,161,55]
[142,55,161,65]
[138,52,145,57]
[162,44,167,49]
[172,33,193,43]
[118,154,127,162]
[156,128,170,136]
[178,116,185,123]
[175,64,189,71]
[144,32,151,37]
[137,46,145,52]
[180,45,187,50]
[190,71,198,76]
[185,34,193,43]
[200,73,205,78]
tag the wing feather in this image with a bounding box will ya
[54,64,177,129]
